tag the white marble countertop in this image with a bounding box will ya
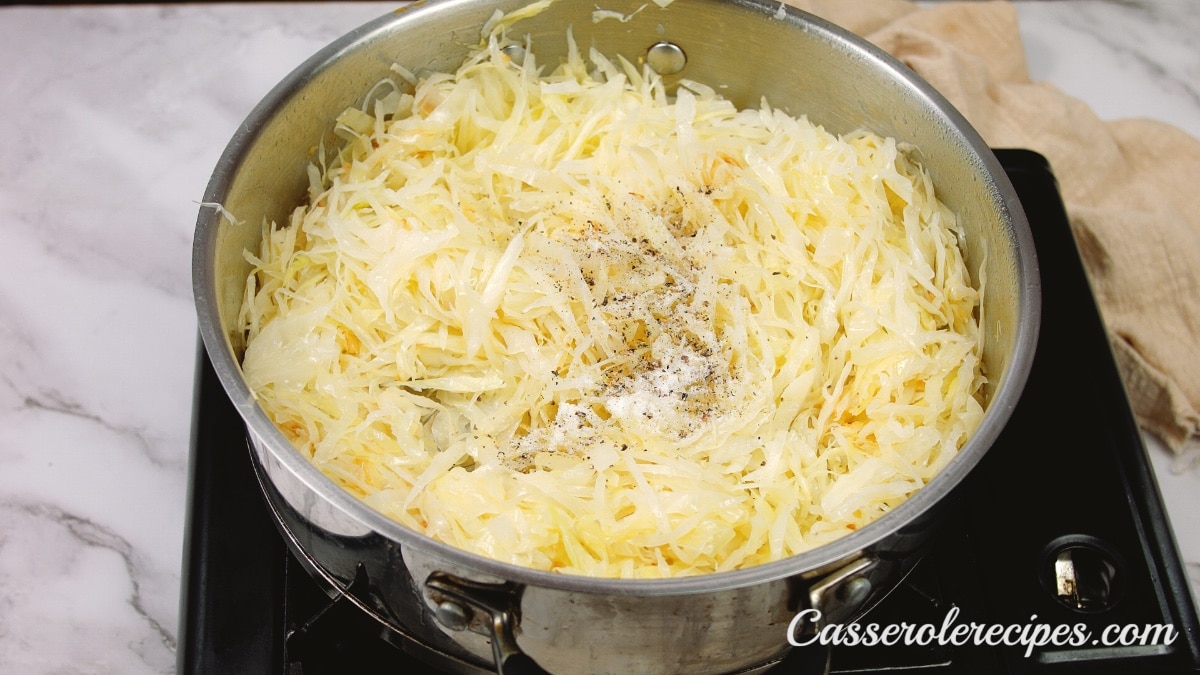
[0,1,1197,673]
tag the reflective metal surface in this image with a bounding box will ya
[192,0,1040,672]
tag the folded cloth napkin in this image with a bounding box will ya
[786,0,1200,455]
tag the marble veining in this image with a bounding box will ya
[0,2,1197,673]
[1015,0,1200,139]
[0,499,176,673]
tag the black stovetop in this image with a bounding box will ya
[177,149,1200,674]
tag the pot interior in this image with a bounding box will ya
[194,0,1038,589]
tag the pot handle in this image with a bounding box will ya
[425,572,551,675]
[794,554,896,634]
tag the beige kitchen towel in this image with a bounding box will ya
[787,0,1200,454]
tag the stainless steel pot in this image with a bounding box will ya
[192,1,1040,672]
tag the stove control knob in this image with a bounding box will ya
[1044,536,1122,612]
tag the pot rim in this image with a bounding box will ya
[192,0,1040,597]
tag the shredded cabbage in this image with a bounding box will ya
[239,29,985,578]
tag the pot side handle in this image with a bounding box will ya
[425,571,552,675]
[793,554,897,635]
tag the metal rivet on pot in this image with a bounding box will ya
[646,41,686,75]
[837,576,873,606]
[435,600,472,631]
[502,44,527,66]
